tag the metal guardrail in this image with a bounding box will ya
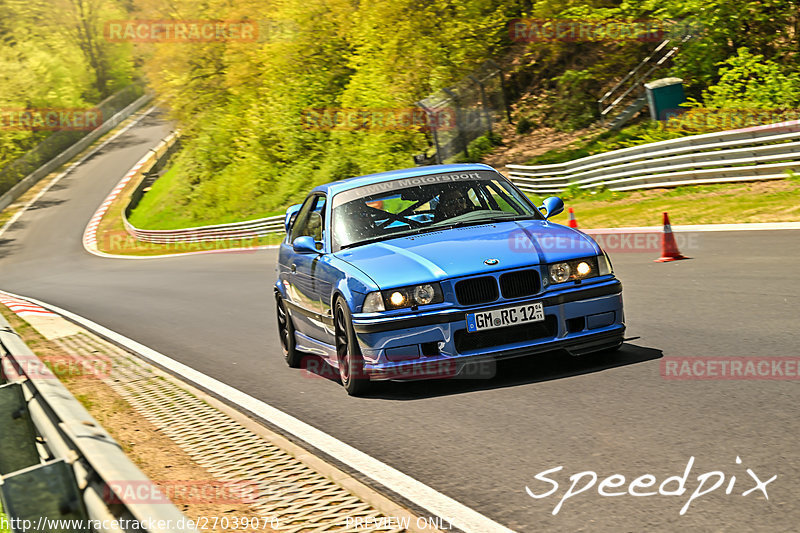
[0,87,154,213]
[507,119,800,194]
[0,313,195,533]
[120,136,284,244]
[122,119,800,244]
[125,216,285,244]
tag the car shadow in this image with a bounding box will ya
[364,342,663,400]
[27,198,66,211]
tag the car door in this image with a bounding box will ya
[285,194,328,339]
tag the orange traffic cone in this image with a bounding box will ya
[654,212,689,262]
[567,207,578,228]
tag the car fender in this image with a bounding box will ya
[327,256,378,313]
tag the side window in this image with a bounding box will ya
[291,195,326,246]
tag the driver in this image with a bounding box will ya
[434,188,471,222]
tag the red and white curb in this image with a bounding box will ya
[81,135,278,260]
[0,292,56,318]
[82,157,149,251]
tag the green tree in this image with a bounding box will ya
[701,47,800,109]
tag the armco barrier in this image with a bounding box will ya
[0,87,153,213]
[122,119,800,244]
[0,312,196,533]
[507,120,800,194]
[120,136,284,244]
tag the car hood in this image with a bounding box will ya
[334,220,600,289]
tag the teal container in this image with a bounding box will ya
[645,77,686,121]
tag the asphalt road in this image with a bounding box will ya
[1,112,799,532]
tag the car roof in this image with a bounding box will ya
[310,163,498,197]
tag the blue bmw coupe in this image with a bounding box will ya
[275,164,624,395]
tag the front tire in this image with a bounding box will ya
[277,296,302,368]
[334,298,371,396]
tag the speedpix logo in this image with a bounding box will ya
[525,456,776,515]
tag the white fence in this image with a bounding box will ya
[125,215,284,244]
[507,120,800,194]
[125,120,800,243]
[120,135,284,244]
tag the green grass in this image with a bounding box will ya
[128,164,284,230]
[529,176,800,228]
[94,162,284,256]
[1,495,10,532]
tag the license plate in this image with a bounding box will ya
[466,302,544,333]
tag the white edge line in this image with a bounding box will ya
[75,128,281,260]
[0,290,516,533]
[0,105,159,240]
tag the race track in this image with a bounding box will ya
[1,112,798,531]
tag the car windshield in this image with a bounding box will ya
[331,170,542,251]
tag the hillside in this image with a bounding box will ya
[127,0,798,228]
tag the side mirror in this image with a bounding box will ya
[284,204,302,234]
[539,196,564,219]
[292,236,320,254]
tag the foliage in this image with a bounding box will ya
[450,132,504,164]
[131,0,522,224]
[642,0,800,93]
[699,48,800,110]
[0,0,134,171]
[516,116,533,135]
[4,0,798,225]
[546,69,599,131]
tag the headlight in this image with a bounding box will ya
[548,257,602,284]
[413,284,436,305]
[364,283,444,311]
[389,291,407,307]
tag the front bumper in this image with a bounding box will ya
[352,279,624,380]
